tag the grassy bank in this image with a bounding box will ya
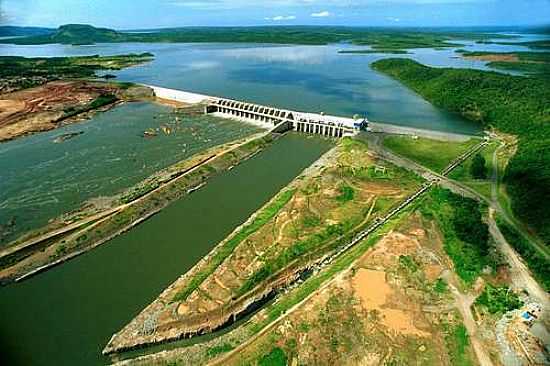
[448,142,498,200]
[496,215,550,291]
[172,188,296,302]
[372,58,550,245]
[383,136,480,173]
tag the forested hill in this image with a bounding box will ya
[371,58,550,244]
[0,23,509,49]
[0,26,54,37]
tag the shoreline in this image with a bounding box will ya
[0,80,155,143]
[102,146,339,355]
[0,131,278,285]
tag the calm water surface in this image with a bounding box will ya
[0,134,331,366]
[0,40,497,133]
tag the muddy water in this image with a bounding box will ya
[0,134,332,366]
[0,102,261,244]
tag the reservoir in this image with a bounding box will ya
[0,42,484,134]
[0,134,332,366]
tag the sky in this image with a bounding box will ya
[1,0,549,29]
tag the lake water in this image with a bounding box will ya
[0,40,499,134]
[0,37,505,241]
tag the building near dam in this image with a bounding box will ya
[148,85,368,138]
[205,98,367,138]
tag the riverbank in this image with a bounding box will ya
[103,137,422,355]
[0,131,277,285]
[0,80,154,142]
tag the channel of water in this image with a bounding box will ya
[0,134,332,366]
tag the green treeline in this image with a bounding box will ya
[0,24,509,51]
[421,188,490,284]
[0,53,154,78]
[470,153,487,179]
[475,284,523,314]
[372,58,550,245]
[0,53,154,91]
[496,217,550,291]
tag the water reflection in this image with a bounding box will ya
[222,44,332,65]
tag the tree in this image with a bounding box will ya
[470,153,487,179]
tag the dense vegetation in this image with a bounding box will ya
[496,216,550,291]
[373,58,550,244]
[445,324,473,366]
[258,347,287,366]
[421,188,491,284]
[470,153,487,179]
[457,50,550,79]
[0,24,508,51]
[0,26,53,37]
[0,53,153,92]
[475,284,523,314]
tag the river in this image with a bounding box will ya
[0,102,261,244]
[0,134,332,366]
[0,40,491,134]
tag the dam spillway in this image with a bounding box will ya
[147,85,368,138]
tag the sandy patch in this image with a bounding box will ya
[464,54,519,62]
[424,264,443,282]
[352,268,429,337]
[352,269,391,309]
[361,232,420,268]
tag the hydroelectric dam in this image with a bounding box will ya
[148,85,368,138]
[148,85,476,141]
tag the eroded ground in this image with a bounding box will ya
[0,80,152,141]
[104,138,422,353]
[225,213,478,366]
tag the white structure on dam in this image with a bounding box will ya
[147,85,368,138]
[205,98,367,138]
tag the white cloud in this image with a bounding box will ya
[311,10,331,17]
[265,15,297,21]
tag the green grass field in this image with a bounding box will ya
[383,136,480,173]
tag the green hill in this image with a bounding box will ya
[0,24,510,49]
[0,26,53,37]
[4,24,127,45]
[372,58,550,245]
